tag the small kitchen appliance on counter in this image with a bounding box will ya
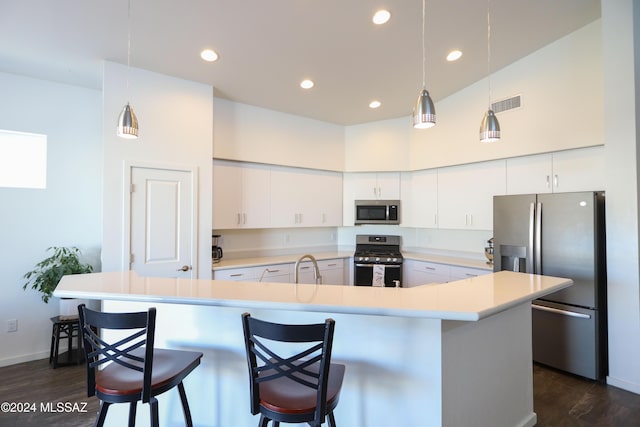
[484,238,494,265]
[212,234,223,263]
[353,235,403,287]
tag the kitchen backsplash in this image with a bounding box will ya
[213,226,491,260]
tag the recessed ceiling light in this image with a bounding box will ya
[200,49,219,62]
[369,100,381,109]
[372,10,391,25]
[300,79,315,89]
[446,50,463,62]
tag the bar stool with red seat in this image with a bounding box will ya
[78,304,203,427]
[241,312,345,427]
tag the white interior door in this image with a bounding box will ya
[130,166,195,278]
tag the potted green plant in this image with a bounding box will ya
[23,247,93,317]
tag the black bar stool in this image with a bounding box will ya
[49,316,83,368]
[78,304,203,427]
[241,313,345,427]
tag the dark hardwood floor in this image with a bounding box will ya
[532,363,640,426]
[1,358,639,426]
[0,357,98,427]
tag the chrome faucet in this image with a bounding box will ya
[294,254,322,284]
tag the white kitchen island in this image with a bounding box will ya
[55,270,572,427]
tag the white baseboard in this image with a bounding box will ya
[607,375,640,395]
[0,350,50,368]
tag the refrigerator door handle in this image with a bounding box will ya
[528,202,535,273]
[535,202,542,274]
[532,303,591,319]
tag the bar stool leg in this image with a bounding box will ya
[66,323,73,363]
[49,323,57,364]
[53,323,62,368]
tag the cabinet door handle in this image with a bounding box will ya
[424,266,436,271]
[230,273,243,277]
[243,213,247,225]
[237,213,241,225]
[546,175,550,188]
[327,263,337,267]
[554,174,558,188]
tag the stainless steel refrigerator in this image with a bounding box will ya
[493,191,607,380]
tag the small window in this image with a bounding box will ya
[0,130,47,189]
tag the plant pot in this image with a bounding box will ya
[59,298,88,320]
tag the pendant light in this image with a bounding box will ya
[413,0,436,129]
[479,0,500,142]
[117,0,139,139]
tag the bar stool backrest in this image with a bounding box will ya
[78,304,156,403]
[241,313,336,425]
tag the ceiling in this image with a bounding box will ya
[0,0,600,126]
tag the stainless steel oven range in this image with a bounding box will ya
[353,235,403,287]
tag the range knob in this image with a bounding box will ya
[386,257,392,262]
[364,257,369,262]
[392,258,397,262]
[375,257,380,262]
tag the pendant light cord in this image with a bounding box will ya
[487,0,492,109]
[422,0,426,90]
[126,0,132,94]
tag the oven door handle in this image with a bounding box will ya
[355,263,402,268]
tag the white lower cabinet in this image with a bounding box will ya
[403,260,491,287]
[449,265,491,281]
[404,260,449,287]
[213,264,290,283]
[214,258,345,285]
[295,259,345,285]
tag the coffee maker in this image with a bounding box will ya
[212,234,223,263]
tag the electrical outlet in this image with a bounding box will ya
[7,319,17,333]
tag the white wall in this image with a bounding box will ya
[410,19,604,170]
[0,72,102,366]
[344,117,411,171]
[213,97,345,171]
[602,0,640,393]
[101,62,213,279]
[341,20,604,172]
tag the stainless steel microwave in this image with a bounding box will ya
[354,200,400,225]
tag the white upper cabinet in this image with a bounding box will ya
[404,169,438,228]
[345,172,400,200]
[437,160,506,230]
[550,146,605,192]
[343,172,401,225]
[270,166,342,228]
[213,160,271,229]
[506,146,604,195]
[214,160,341,230]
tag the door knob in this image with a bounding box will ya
[177,265,191,271]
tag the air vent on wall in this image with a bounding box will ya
[491,94,522,114]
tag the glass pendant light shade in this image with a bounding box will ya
[413,89,436,129]
[479,109,500,142]
[117,103,139,139]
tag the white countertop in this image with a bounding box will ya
[402,251,493,270]
[211,250,492,271]
[212,251,353,270]
[55,270,571,321]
